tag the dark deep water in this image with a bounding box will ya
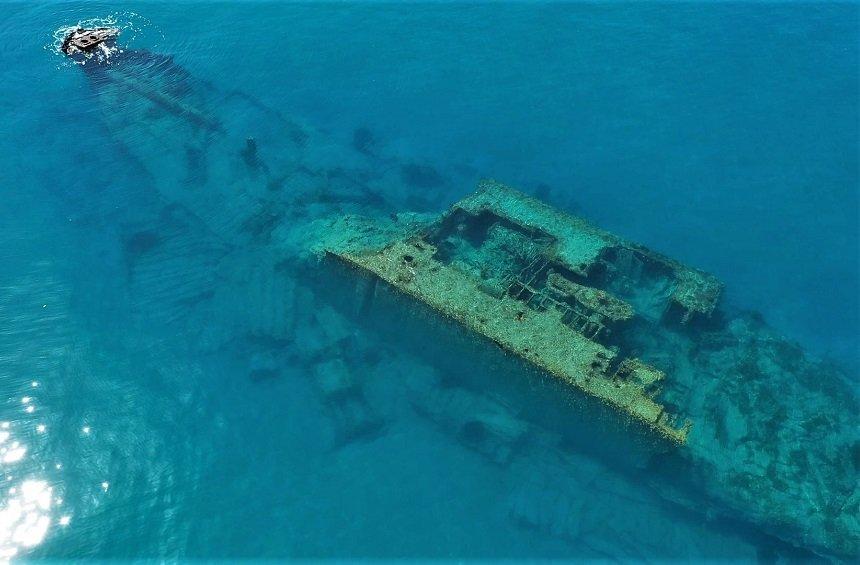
[0,1,857,561]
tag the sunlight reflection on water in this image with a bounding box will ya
[0,421,54,562]
[0,373,74,563]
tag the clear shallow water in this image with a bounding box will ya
[0,1,857,561]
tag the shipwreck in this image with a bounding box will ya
[323,180,721,444]
[62,26,858,560]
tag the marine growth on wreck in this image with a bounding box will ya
[315,182,859,559]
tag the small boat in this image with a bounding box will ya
[61,27,119,57]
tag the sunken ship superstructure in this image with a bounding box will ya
[322,180,722,445]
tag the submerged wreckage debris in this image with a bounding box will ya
[323,180,721,444]
[412,384,531,466]
[64,30,858,560]
[313,358,386,446]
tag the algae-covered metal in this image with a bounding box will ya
[325,180,722,444]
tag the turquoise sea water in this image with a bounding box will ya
[0,1,857,561]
